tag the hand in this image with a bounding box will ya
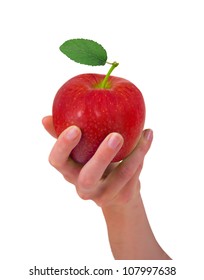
[42,116,153,208]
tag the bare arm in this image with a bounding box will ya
[102,193,171,260]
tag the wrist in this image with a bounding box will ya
[102,192,171,260]
[102,182,142,215]
[101,193,144,259]
[102,192,142,226]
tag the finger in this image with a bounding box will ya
[102,162,120,179]
[77,133,124,195]
[49,126,82,184]
[108,129,153,187]
[42,115,57,138]
[98,129,153,204]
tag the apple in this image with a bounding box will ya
[52,71,145,164]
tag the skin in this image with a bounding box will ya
[42,116,171,260]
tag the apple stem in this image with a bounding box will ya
[100,61,119,89]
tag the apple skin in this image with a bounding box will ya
[52,73,145,164]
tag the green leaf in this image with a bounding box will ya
[59,38,107,66]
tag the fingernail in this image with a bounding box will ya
[108,134,122,149]
[66,126,79,140]
[144,129,153,141]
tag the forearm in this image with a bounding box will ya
[102,193,171,260]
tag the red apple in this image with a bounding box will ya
[52,73,145,164]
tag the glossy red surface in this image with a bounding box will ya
[53,74,145,164]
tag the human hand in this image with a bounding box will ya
[42,116,153,208]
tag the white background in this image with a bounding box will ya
[0,0,204,279]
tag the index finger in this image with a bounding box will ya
[49,126,82,184]
[77,133,124,195]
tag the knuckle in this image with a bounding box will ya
[48,155,62,170]
[77,191,91,201]
[77,174,93,190]
[48,155,56,167]
[63,174,73,184]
